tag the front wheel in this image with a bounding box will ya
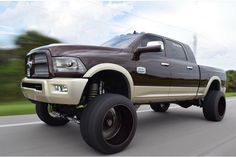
[80,94,137,154]
[150,103,170,112]
[35,102,69,126]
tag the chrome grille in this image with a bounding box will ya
[34,64,49,75]
[26,52,49,78]
[34,54,47,63]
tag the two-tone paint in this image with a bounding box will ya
[22,33,226,105]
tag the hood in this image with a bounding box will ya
[34,44,125,57]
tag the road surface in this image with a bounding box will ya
[0,97,236,156]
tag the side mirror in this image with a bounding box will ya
[132,45,162,61]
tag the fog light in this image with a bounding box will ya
[54,85,68,92]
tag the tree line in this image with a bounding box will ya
[226,70,236,92]
[0,31,60,101]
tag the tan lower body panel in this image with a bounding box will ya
[21,77,88,105]
[197,87,205,99]
[133,86,169,103]
[133,86,206,103]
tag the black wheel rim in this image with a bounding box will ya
[102,108,121,140]
[48,104,59,118]
[101,105,134,146]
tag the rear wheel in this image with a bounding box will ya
[150,103,170,112]
[80,94,137,154]
[35,102,69,126]
[202,90,226,121]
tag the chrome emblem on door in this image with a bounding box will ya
[137,67,146,74]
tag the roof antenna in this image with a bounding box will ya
[133,30,137,34]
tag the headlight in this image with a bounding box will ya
[53,57,87,73]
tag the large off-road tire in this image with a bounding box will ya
[202,90,226,121]
[150,103,170,112]
[35,102,69,126]
[80,94,137,154]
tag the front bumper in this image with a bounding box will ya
[21,77,88,105]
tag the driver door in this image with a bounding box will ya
[133,35,172,103]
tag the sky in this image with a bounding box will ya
[0,0,235,70]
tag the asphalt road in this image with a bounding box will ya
[0,98,236,156]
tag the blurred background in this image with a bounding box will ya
[0,0,236,116]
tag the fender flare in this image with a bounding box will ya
[83,63,134,100]
[203,76,222,97]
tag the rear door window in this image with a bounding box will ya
[166,40,187,61]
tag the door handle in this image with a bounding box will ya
[187,66,193,70]
[161,62,170,67]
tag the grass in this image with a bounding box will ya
[0,100,35,116]
[0,92,236,117]
[225,92,236,97]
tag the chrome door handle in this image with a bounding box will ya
[161,62,170,67]
[187,66,193,70]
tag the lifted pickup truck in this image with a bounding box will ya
[21,32,226,154]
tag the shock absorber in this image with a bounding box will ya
[88,81,105,102]
[88,83,98,102]
[99,81,105,95]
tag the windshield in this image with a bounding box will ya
[101,34,140,48]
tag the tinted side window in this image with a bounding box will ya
[166,40,187,61]
[184,45,196,63]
